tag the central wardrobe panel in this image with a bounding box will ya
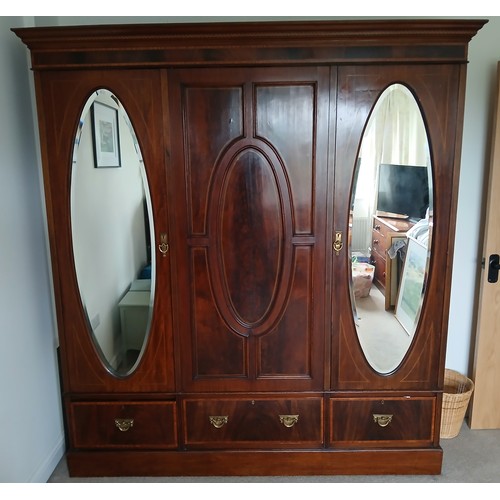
[167,67,332,393]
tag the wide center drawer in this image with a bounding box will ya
[68,401,178,450]
[182,396,323,449]
[329,396,436,448]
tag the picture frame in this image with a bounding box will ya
[395,236,428,336]
[91,101,121,168]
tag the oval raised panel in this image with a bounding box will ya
[71,89,155,377]
[220,148,283,325]
[349,83,433,374]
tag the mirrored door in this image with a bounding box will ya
[332,64,462,390]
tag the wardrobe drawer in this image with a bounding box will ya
[370,249,386,287]
[372,230,387,253]
[329,396,436,448]
[182,396,323,449]
[68,401,178,449]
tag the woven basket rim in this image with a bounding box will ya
[444,368,474,392]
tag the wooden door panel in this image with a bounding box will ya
[219,147,283,325]
[255,84,315,235]
[183,85,244,236]
[258,246,314,377]
[332,64,462,390]
[191,247,247,378]
[169,67,329,392]
[37,70,174,393]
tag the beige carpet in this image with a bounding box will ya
[355,286,412,373]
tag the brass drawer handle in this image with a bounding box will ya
[114,418,134,432]
[279,414,299,428]
[373,414,393,427]
[209,415,228,428]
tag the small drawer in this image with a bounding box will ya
[329,396,435,448]
[68,401,177,449]
[371,229,387,257]
[182,396,323,449]
[372,221,388,241]
[370,250,386,286]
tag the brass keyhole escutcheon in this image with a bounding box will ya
[333,231,343,256]
[158,233,169,257]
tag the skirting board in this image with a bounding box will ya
[29,433,65,483]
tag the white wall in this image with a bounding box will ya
[0,16,64,482]
[447,18,500,375]
[1,14,499,482]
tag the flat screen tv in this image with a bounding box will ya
[377,163,430,221]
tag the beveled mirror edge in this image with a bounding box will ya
[70,88,156,378]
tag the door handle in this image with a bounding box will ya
[488,254,500,283]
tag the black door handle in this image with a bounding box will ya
[488,254,500,283]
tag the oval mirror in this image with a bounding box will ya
[71,89,154,376]
[349,83,432,374]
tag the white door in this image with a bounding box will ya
[470,62,500,429]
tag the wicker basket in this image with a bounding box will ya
[440,369,474,439]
